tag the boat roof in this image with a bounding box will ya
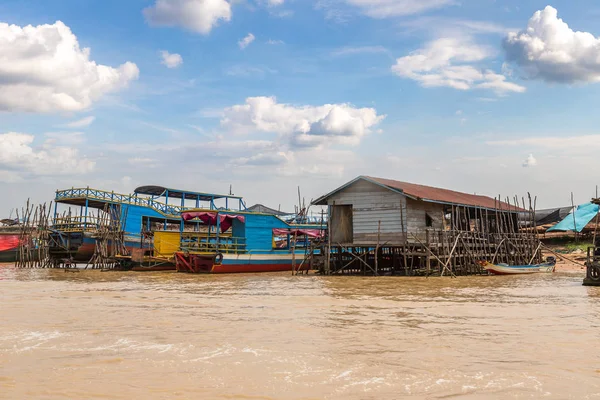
[134,185,243,201]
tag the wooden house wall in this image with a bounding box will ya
[326,179,407,244]
[405,198,445,233]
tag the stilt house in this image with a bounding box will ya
[313,176,523,245]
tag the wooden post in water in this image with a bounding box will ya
[375,220,381,276]
[571,192,578,242]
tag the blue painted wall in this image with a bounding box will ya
[243,214,290,252]
[121,204,174,235]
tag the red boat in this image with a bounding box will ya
[0,232,20,263]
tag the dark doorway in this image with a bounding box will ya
[331,205,353,244]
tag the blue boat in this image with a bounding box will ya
[49,186,244,266]
[174,209,325,273]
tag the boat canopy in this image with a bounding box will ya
[182,211,245,232]
[547,202,599,233]
[134,185,242,201]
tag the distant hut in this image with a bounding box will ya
[245,204,288,216]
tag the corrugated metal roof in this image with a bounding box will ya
[246,204,289,216]
[314,176,524,211]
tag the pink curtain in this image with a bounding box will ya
[272,228,324,238]
[182,212,245,233]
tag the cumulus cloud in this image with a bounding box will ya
[0,132,95,179]
[238,33,256,49]
[503,6,600,84]
[392,37,526,93]
[0,21,139,113]
[143,0,232,35]
[523,154,537,167]
[64,116,96,128]
[160,50,183,68]
[221,96,385,148]
[344,0,455,18]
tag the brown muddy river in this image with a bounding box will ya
[1,266,599,399]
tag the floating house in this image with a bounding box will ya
[312,176,538,276]
[313,176,522,244]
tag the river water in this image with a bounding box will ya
[1,266,599,399]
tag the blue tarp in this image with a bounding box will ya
[547,202,599,233]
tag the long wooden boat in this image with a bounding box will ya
[480,259,556,275]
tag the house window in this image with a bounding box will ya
[426,213,433,228]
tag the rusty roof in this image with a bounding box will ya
[314,176,525,211]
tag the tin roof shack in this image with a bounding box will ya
[312,176,536,276]
[313,176,521,245]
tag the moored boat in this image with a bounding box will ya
[479,258,556,275]
[174,210,324,274]
[0,233,20,263]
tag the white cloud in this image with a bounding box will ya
[331,45,388,57]
[504,6,600,83]
[44,131,86,145]
[0,21,139,113]
[523,154,537,167]
[267,39,284,45]
[265,0,284,5]
[238,33,256,49]
[221,96,385,148]
[398,17,512,36]
[225,65,277,77]
[344,0,455,18]
[160,50,183,68]
[0,132,95,180]
[64,116,96,128]
[488,134,600,150]
[392,37,526,94]
[128,157,158,166]
[143,0,232,35]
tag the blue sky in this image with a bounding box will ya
[2,0,600,213]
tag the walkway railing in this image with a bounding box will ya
[55,187,186,217]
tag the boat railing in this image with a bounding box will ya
[55,187,186,217]
[52,216,105,233]
[180,232,247,254]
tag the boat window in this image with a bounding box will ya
[272,233,289,249]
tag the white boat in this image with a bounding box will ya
[479,258,556,275]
